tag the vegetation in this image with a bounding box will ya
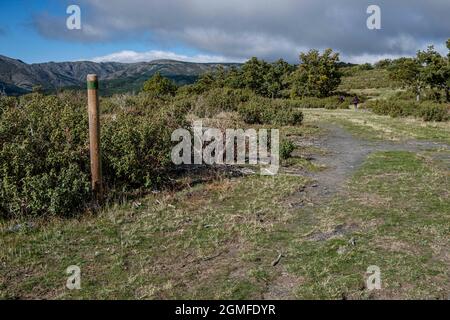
[142,72,178,97]
[290,49,342,98]
[285,96,353,109]
[388,43,450,102]
[237,97,303,126]
[366,99,449,122]
[1,111,448,299]
[0,92,187,218]
[302,108,450,144]
[2,40,450,218]
[339,68,396,91]
[1,41,450,300]
[186,49,342,100]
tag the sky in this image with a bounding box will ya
[0,0,449,64]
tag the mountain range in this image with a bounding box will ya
[0,55,240,96]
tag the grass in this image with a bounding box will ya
[339,68,398,91]
[302,108,450,144]
[1,108,449,300]
[0,166,310,299]
[284,151,449,299]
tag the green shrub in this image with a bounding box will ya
[0,96,18,116]
[391,89,446,103]
[193,88,255,117]
[280,140,295,160]
[417,103,449,122]
[285,96,351,110]
[102,92,172,114]
[365,99,416,117]
[238,97,303,126]
[270,103,304,126]
[366,98,449,121]
[142,72,177,97]
[238,98,263,124]
[102,103,188,189]
[0,93,188,218]
[0,94,91,218]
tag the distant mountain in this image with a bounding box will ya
[0,55,240,96]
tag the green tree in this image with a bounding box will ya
[224,66,243,89]
[193,72,216,93]
[240,57,271,96]
[417,46,449,101]
[264,59,295,98]
[447,38,450,57]
[375,59,393,69]
[446,39,450,100]
[142,72,177,96]
[190,66,229,94]
[290,48,342,98]
[388,57,425,101]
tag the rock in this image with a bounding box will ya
[7,222,34,233]
[132,201,142,209]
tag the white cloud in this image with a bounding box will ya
[343,53,406,65]
[34,0,450,63]
[90,50,243,63]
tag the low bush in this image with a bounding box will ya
[285,96,351,109]
[102,103,188,189]
[142,72,177,97]
[271,104,304,126]
[0,94,91,218]
[0,96,18,116]
[280,140,295,160]
[101,92,172,114]
[366,98,449,121]
[238,97,303,126]
[365,99,417,118]
[417,102,449,122]
[192,88,255,117]
[0,93,188,218]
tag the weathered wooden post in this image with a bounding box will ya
[87,74,103,202]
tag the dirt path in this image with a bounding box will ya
[264,123,449,299]
[288,123,448,203]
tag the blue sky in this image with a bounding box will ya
[0,0,94,62]
[0,0,205,63]
[0,0,449,64]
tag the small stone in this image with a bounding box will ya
[132,201,142,209]
[7,222,35,233]
[337,246,347,255]
[349,237,356,246]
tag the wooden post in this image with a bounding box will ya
[87,74,103,202]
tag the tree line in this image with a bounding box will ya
[144,48,343,99]
[387,39,450,102]
[144,39,450,103]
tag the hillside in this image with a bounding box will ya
[0,55,240,95]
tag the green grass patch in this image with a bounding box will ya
[0,174,308,299]
[285,151,449,299]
